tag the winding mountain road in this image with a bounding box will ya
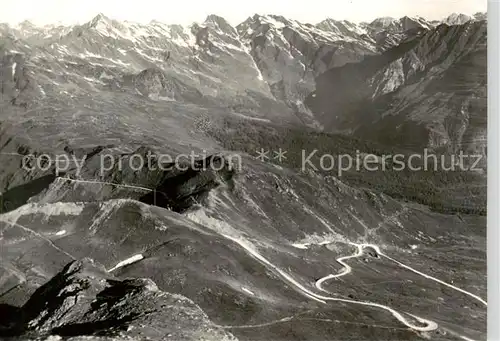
[218,227,486,336]
[221,234,439,332]
[315,242,487,307]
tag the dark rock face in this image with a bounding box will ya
[130,67,204,101]
[193,25,212,50]
[0,137,235,215]
[139,154,236,213]
[0,52,42,109]
[0,258,236,340]
[133,68,169,96]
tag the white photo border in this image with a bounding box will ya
[488,1,500,340]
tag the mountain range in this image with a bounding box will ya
[0,12,487,150]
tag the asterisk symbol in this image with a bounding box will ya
[274,148,287,162]
[255,148,270,162]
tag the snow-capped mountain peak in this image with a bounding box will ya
[369,16,397,28]
[203,14,239,37]
[399,16,433,30]
[82,13,133,39]
[316,18,368,38]
[367,15,433,33]
[89,13,111,26]
[443,13,474,25]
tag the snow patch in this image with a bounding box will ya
[83,76,105,84]
[291,243,310,250]
[108,254,144,272]
[44,336,62,341]
[78,51,131,68]
[39,86,46,98]
[231,112,271,123]
[136,49,163,62]
[242,287,255,296]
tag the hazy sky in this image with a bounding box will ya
[0,0,487,26]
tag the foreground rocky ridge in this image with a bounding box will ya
[0,258,236,340]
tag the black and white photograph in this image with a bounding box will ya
[0,1,492,340]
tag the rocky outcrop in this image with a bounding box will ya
[442,12,487,26]
[443,13,474,26]
[130,67,203,101]
[0,258,236,341]
[0,51,43,109]
[474,12,487,21]
[139,154,236,213]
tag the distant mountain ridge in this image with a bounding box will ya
[306,20,487,155]
[0,11,488,147]
[0,12,444,128]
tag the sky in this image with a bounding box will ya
[0,0,487,26]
